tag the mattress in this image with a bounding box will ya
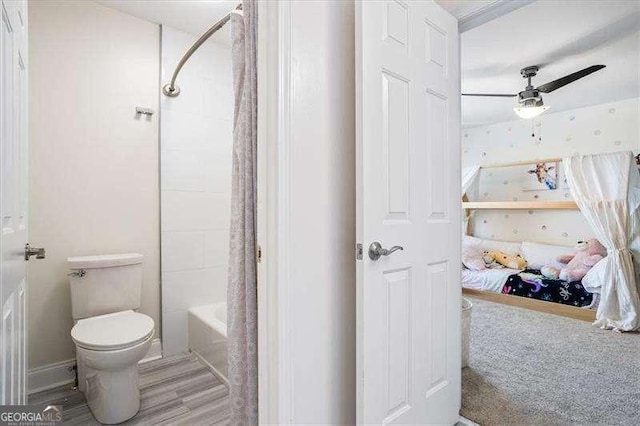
[461,267,521,293]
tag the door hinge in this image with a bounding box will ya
[356,243,363,260]
[257,245,263,263]
[24,243,46,261]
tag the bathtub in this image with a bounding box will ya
[188,302,228,386]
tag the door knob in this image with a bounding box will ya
[24,244,46,261]
[368,242,403,261]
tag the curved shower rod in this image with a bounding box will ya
[162,3,242,97]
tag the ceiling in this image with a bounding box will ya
[460,0,640,128]
[95,0,238,45]
[97,1,639,127]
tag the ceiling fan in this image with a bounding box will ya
[462,65,606,119]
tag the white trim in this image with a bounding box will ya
[27,359,76,395]
[190,349,229,388]
[27,338,162,394]
[256,0,280,424]
[458,415,480,426]
[255,1,294,422]
[355,1,364,421]
[275,1,294,424]
[458,0,536,32]
[140,338,162,364]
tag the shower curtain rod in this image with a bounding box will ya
[162,3,242,97]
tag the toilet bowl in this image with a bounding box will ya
[68,253,153,423]
[72,310,154,424]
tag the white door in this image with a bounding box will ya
[356,1,460,424]
[1,0,28,405]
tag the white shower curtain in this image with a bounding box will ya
[228,1,258,424]
[564,151,640,331]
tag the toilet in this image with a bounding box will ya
[68,253,155,424]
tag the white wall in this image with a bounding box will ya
[463,97,640,245]
[278,1,356,423]
[160,26,233,355]
[28,0,160,369]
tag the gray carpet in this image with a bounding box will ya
[461,298,640,426]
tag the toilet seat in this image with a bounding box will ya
[71,310,154,351]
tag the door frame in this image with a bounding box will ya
[1,0,29,405]
[257,1,354,423]
[256,1,292,423]
[256,0,528,423]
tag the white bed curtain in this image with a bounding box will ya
[462,165,480,196]
[462,166,480,235]
[564,151,640,331]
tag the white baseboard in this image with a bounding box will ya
[141,338,163,364]
[458,415,479,426]
[28,338,162,395]
[28,359,76,395]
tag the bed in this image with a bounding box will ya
[461,236,599,321]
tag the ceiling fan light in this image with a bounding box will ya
[514,105,550,119]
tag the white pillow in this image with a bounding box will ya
[462,235,482,247]
[521,241,575,270]
[463,235,522,256]
[462,245,486,271]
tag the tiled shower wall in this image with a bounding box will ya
[160,26,233,355]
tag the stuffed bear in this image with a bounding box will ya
[484,250,527,270]
[482,251,504,269]
[541,239,606,282]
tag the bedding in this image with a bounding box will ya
[521,241,576,270]
[463,235,522,255]
[502,269,594,308]
[461,245,486,271]
[462,267,520,292]
[462,236,597,309]
[462,268,595,308]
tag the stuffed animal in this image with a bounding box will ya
[541,239,606,282]
[482,251,504,269]
[540,265,560,280]
[484,250,527,270]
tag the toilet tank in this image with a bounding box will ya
[68,253,144,320]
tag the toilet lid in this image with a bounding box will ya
[71,310,154,351]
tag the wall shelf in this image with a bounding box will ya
[479,157,563,169]
[462,201,578,210]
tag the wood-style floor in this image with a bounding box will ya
[29,353,229,425]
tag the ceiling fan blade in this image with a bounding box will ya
[536,65,606,93]
[461,93,517,97]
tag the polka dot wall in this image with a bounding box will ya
[463,97,640,246]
